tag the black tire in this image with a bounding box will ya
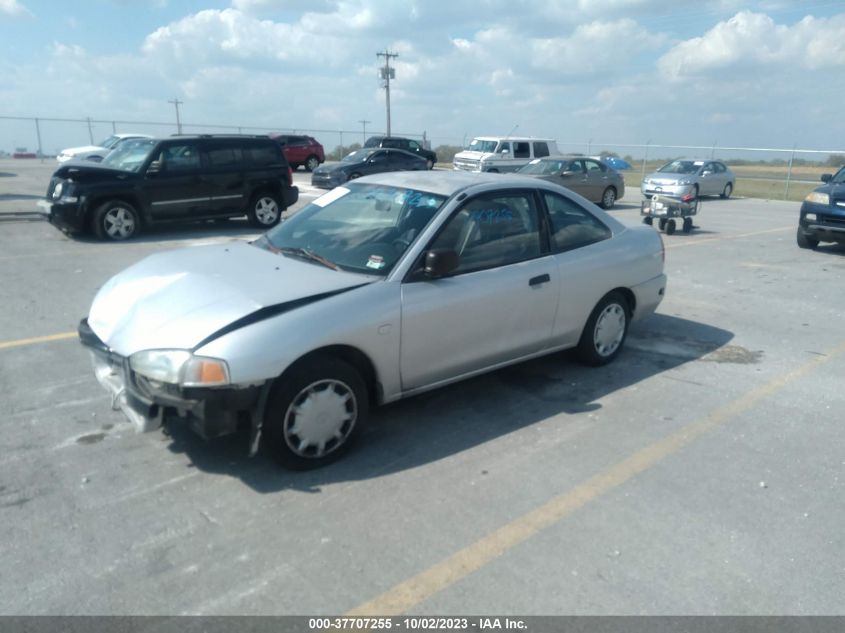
[576,291,630,366]
[658,218,667,231]
[642,216,653,226]
[665,219,677,235]
[305,155,320,172]
[426,159,434,170]
[682,217,693,233]
[263,355,368,470]
[93,199,140,241]
[692,185,699,199]
[796,227,819,250]
[347,172,362,181]
[721,182,733,199]
[600,187,617,209]
[486,168,499,173]
[247,192,282,228]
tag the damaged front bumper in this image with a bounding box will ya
[78,319,268,450]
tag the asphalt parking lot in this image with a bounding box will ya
[1,159,844,616]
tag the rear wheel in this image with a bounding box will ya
[642,216,653,226]
[576,292,630,366]
[93,200,140,241]
[264,355,368,470]
[305,155,320,172]
[721,182,733,199]
[658,218,667,231]
[665,219,677,235]
[796,227,819,249]
[426,159,434,170]
[600,187,617,209]
[682,217,693,233]
[248,192,282,228]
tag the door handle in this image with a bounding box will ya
[529,274,551,287]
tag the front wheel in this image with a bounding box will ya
[796,227,819,250]
[264,356,368,470]
[93,200,140,241]
[600,186,617,209]
[347,172,362,181]
[248,192,282,228]
[576,292,630,366]
[721,182,733,199]
[426,159,434,170]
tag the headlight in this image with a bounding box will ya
[678,179,692,185]
[804,192,830,205]
[53,182,63,200]
[129,350,229,386]
[804,212,817,221]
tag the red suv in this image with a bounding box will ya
[270,134,325,172]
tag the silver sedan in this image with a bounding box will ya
[641,159,735,200]
[79,171,667,469]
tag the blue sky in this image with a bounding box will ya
[2,0,845,157]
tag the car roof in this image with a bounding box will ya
[352,170,553,196]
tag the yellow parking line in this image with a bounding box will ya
[0,331,77,350]
[666,226,792,249]
[348,339,845,616]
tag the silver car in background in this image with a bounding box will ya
[517,156,625,209]
[641,159,735,200]
[79,171,667,470]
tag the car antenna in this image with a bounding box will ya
[504,124,519,140]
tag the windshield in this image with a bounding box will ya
[100,138,156,172]
[657,160,701,174]
[831,166,845,184]
[257,183,448,276]
[342,149,374,163]
[97,135,122,149]
[518,159,569,175]
[467,139,498,153]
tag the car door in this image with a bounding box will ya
[583,159,610,202]
[699,161,719,195]
[541,191,618,346]
[145,141,213,220]
[365,150,391,175]
[400,189,560,391]
[557,159,591,198]
[204,141,247,216]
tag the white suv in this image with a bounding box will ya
[453,136,560,173]
[56,133,152,163]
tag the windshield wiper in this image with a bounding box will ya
[277,247,339,271]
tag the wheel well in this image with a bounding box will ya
[609,287,636,316]
[287,345,380,404]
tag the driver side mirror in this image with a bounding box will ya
[424,249,459,278]
[561,170,576,177]
[821,173,833,183]
[702,170,712,176]
[146,160,163,175]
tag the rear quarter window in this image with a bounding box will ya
[246,143,284,167]
[533,142,550,158]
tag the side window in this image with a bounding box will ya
[568,160,585,174]
[408,140,421,151]
[247,144,282,167]
[383,139,400,149]
[159,143,200,172]
[207,144,243,168]
[544,193,611,252]
[498,141,512,154]
[428,192,542,274]
[533,142,550,158]
[715,162,726,173]
[585,160,605,173]
[513,142,530,159]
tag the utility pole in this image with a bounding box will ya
[377,50,398,136]
[168,98,183,134]
[358,119,371,143]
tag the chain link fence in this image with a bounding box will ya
[2,116,843,201]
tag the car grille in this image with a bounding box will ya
[820,214,845,227]
[453,159,480,172]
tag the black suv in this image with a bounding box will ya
[363,136,437,169]
[39,135,299,241]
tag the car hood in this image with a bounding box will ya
[54,162,136,181]
[645,171,695,182]
[814,182,845,199]
[87,241,372,356]
[59,145,106,156]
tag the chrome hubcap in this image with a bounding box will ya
[104,207,136,239]
[593,303,626,357]
[254,197,279,224]
[603,189,615,207]
[283,379,357,458]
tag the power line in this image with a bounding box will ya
[168,98,183,134]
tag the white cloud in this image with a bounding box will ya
[658,11,845,78]
[0,0,31,17]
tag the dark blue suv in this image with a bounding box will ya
[797,166,845,249]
